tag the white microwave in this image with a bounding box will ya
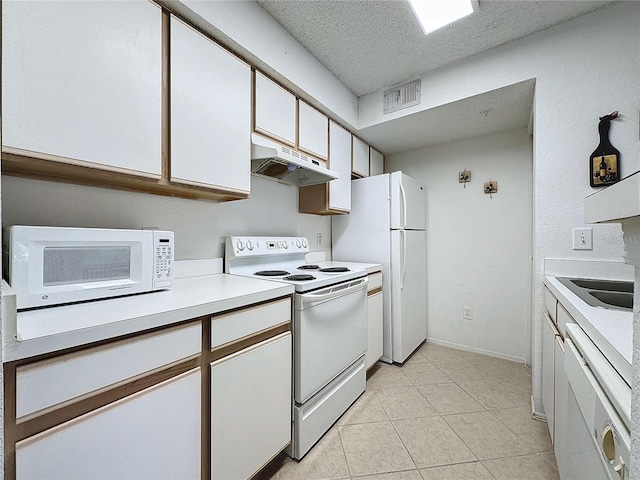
[3,226,174,310]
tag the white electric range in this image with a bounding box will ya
[225,236,369,459]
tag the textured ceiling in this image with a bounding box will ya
[258,0,616,97]
[256,0,616,153]
[358,79,535,154]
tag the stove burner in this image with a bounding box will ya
[254,270,290,277]
[283,274,316,281]
[319,267,350,273]
[298,265,320,270]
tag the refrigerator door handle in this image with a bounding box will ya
[399,179,407,229]
[401,229,406,290]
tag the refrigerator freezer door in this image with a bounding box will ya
[390,172,426,230]
[390,229,427,363]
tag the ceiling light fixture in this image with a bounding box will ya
[407,0,478,36]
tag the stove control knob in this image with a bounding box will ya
[296,239,302,248]
[246,239,254,251]
[236,239,245,252]
[302,239,308,249]
[282,241,289,249]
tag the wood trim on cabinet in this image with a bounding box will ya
[162,9,171,181]
[209,322,291,363]
[4,363,17,480]
[252,127,297,149]
[367,286,383,296]
[296,100,329,162]
[252,70,297,149]
[201,312,212,480]
[298,184,349,215]
[2,147,161,180]
[13,356,200,443]
[1,151,249,202]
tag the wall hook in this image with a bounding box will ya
[459,170,471,188]
[484,180,498,199]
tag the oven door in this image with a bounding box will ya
[294,276,368,404]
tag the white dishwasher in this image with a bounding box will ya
[560,324,630,480]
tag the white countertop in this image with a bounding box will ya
[544,275,632,386]
[3,273,294,362]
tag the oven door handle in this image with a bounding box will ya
[298,277,368,308]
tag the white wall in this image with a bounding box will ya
[364,2,640,413]
[1,176,331,260]
[387,129,532,362]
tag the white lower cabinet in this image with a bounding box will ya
[16,368,201,480]
[366,272,384,370]
[553,334,568,474]
[211,332,292,480]
[542,314,558,441]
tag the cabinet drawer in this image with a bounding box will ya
[211,297,291,349]
[368,272,383,292]
[16,322,201,419]
[544,286,557,323]
[557,303,575,339]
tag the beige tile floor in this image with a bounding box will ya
[259,342,559,480]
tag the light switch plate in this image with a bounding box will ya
[573,227,593,250]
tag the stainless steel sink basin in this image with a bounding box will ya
[589,291,634,310]
[557,277,634,312]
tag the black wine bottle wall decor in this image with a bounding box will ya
[590,111,620,187]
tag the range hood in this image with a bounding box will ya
[251,134,339,186]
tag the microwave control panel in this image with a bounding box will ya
[153,231,174,288]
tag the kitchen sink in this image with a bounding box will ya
[557,277,634,312]
[568,278,634,293]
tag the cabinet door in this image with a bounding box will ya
[328,121,352,212]
[16,369,201,480]
[352,136,370,177]
[170,17,251,193]
[370,148,384,176]
[2,1,162,176]
[254,71,297,147]
[211,333,292,480]
[553,336,568,472]
[298,101,328,160]
[542,314,558,442]
[366,291,384,370]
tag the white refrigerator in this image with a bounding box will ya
[332,171,426,364]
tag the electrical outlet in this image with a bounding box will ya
[463,306,473,320]
[317,233,323,246]
[572,227,593,250]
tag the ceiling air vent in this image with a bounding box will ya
[383,80,421,115]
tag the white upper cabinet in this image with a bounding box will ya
[2,0,162,176]
[254,71,297,147]
[370,148,384,176]
[170,17,251,193]
[298,100,329,160]
[352,136,370,177]
[328,121,352,211]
